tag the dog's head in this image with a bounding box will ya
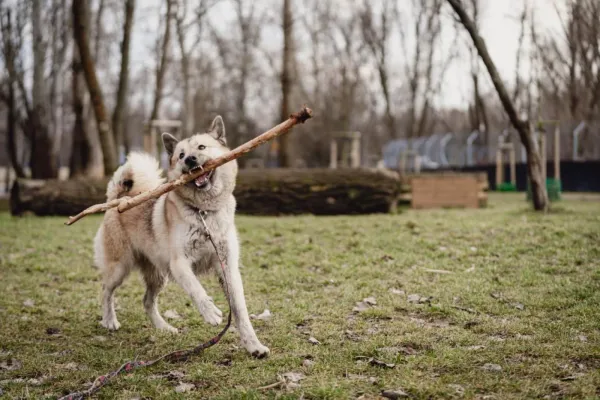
[161,116,237,206]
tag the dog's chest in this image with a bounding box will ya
[182,213,225,261]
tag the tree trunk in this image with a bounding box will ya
[70,43,92,178]
[175,2,193,137]
[6,78,25,178]
[112,0,135,151]
[72,0,118,176]
[30,0,58,179]
[149,0,173,123]
[447,0,548,211]
[10,169,401,216]
[278,0,293,168]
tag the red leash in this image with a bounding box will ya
[59,212,232,400]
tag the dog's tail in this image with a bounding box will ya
[106,152,165,201]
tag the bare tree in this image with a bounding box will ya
[28,0,58,178]
[112,0,135,152]
[72,0,119,175]
[278,0,294,167]
[447,0,548,211]
[398,0,445,140]
[211,0,262,147]
[360,0,395,138]
[70,0,103,178]
[0,7,26,178]
[175,0,218,137]
[148,0,174,125]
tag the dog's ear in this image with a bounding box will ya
[162,132,179,156]
[208,116,226,145]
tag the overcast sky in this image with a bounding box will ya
[126,0,562,111]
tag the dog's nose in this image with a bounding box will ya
[184,156,197,167]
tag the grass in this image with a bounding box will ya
[0,193,599,399]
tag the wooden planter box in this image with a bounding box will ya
[400,172,488,209]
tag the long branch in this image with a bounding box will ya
[65,106,313,225]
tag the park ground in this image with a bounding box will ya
[0,193,599,399]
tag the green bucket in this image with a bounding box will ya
[526,178,561,202]
[497,182,517,192]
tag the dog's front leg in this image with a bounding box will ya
[218,230,270,358]
[169,257,223,326]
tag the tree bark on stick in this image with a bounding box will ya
[447,0,548,211]
[64,106,313,225]
[72,0,118,176]
[112,0,135,151]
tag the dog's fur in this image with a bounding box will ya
[93,116,269,357]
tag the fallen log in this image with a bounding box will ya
[235,168,401,215]
[11,177,109,217]
[10,168,401,217]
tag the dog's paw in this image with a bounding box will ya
[101,317,121,331]
[248,343,270,359]
[198,298,223,326]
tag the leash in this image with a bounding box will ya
[58,212,232,400]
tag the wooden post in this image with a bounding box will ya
[554,125,560,180]
[350,132,361,168]
[539,134,546,182]
[399,151,406,176]
[330,139,338,169]
[509,146,516,186]
[496,149,502,186]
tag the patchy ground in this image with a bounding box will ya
[0,193,599,399]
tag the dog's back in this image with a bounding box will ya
[93,152,164,270]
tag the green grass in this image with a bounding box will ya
[1,193,599,399]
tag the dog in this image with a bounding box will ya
[93,116,270,358]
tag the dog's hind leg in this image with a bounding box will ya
[142,268,177,333]
[100,261,130,330]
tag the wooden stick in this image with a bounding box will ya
[65,106,313,225]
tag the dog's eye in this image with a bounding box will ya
[179,152,184,159]
[198,145,206,150]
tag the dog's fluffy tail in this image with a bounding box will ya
[106,152,165,201]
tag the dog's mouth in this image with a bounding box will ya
[188,167,214,190]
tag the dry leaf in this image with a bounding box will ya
[448,383,465,396]
[0,359,21,371]
[164,310,181,320]
[368,358,395,368]
[174,382,195,393]
[282,372,305,383]
[308,337,320,345]
[381,388,410,399]
[363,297,377,305]
[481,363,502,372]
[250,309,272,320]
[302,359,315,367]
[407,294,421,303]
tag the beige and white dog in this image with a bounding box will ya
[93,116,269,358]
